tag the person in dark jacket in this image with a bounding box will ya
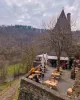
[33,75,40,83]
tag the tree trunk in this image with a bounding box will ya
[57,56,60,72]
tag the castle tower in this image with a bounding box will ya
[67,13,71,30]
[54,9,71,33]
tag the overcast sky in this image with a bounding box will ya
[0,0,80,30]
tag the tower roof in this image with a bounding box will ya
[54,9,71,32]
[59,9,66,19]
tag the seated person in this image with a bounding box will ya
[33,75,40,83]
[29,66,35,74]
[62,63,66,69]
[71,67,75,79]
[75,66,78,72]
[40,67,42,71]
[40,69,44,79]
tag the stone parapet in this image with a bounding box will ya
[18,77,70,100]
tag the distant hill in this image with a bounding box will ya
[0,25,80,61]
[0,25,44,51]
[0,25,44,37]
[0,25,45,60]
[0,25,80,48]
[0,25,80,38]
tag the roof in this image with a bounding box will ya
[36,54,69,61]
[48,51,68,57]
[59,9,66,19]
[54,9,70,32]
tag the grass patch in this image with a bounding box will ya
[0,63,28,92]
[7,63,28,75]
[0,63,30,77]
[13,87,20,100]
[7,64,21,75]
[0,82,10,91]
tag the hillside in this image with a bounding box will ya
[0,25,80,60]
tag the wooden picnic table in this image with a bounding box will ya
[28,74,36,79]
[28,73,40,79]
[75,67,78,73]
[43,80,58,89]
[67,88,72,97]
[51,72,61,80]
[51,72,60,77]
[35,70,41,74]
[54,69,62,74]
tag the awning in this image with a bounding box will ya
[37,54,69,61]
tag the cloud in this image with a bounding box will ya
[0,0,80,30]
[64,0,80,30]
[5,0,40,7]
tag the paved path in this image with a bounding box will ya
[58,70,75,96]
[0,78,21,100]
[44,66,53,81]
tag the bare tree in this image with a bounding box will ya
[43,11,72,71]
[20,44,36,73]
[0,60,7,84]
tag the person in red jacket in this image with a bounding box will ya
[62,63,66,69]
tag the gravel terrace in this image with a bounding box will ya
[43,66,75,96]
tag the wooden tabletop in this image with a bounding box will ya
[51,72,60,76]
[28,74,35,79]
[28,73,40,79]
[67,88,72,92]
[44,80,58,87]
[75,68,78,73]
[35,71,41,74]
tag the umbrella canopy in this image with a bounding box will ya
[41,54,45,67]
[37,54,69,61]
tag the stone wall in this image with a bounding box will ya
[18,78,69,100]
[72,68,80,99]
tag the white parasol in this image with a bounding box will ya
[41,54,45,67]
[45,53,48,65]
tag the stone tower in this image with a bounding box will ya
[67,13,71,27]
[54,9,71,33]
[53,9,72,57]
